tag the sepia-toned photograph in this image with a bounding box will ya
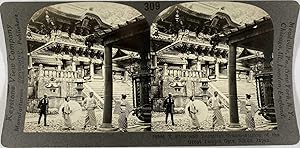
[150,2,276,132]
[1,0,300,147]
[25,2,151,132]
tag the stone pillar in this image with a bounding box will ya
[57,64,62,71]
[90,59,94,79]
[38,64,44,77]
[56,54,63,71]
[183,64,187,70]
[72,57,77,72]
[124,70,129,82]
[249,69,254,82]
[197,57,203,77]
[206,64,210,78]
[197,61,201,71]
[101,44,113,128]
[163,63,168,76]
[102,64,105,79]
[228,44,241,128]
[152,53,158,68]
[28,53,33,68]
[215,59,220,79]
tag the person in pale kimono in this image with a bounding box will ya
[82,92,97,130]
[187,96,202,130]
[208,91,225,130]
[62,96,73,130]
[115,94,133,132]
[245,94,258,131]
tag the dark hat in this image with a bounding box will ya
[246,94,251,98]
[121,94,127,99]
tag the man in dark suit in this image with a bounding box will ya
[38,93,49,126]
[163,93,175,125]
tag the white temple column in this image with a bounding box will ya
[90,59,94,79]
[38,64,44,77]
[28,53,33,68]
[163,63,168,76]
[206,65,210,78]
[249,69,254,82]
[72,57,77,72]
[102,64,105,79]
[215,59,220,80]
[124,70,129,81]
[197,61,201,71]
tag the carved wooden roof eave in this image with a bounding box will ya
[156,40,229,55]
[31,6,111,29]
[157,5,211,23]
[88,15,150,52]
[223,16,273,52]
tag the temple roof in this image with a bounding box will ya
[180,2,268,25]
[29,3,142,36]
[224,16,273,52]
[154,3,240,35]
[87,15,149,52]
[64,2,142,26]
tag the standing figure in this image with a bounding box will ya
[83,92,97,130]
[245,94,257,131]
[208,91,225,130]
[187,96,202,130]
[117,94,133,132]
[62,96,73,130]
[37,93,49,126]
[163,93,175,125]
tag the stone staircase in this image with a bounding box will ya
[209,79,258,109]
[85,78,133,103]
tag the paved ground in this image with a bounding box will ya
[151,109,276,132]
[24,109,149,133]
[24,109,276,132]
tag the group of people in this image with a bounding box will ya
[36,92,133,132]
[163,91,257,131]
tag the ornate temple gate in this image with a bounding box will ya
[86,15,151,126]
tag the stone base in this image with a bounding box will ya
[98,123,118,132]
[225,123,247,131]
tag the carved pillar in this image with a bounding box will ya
[28,53,33,68]
[56,54,63,71]
[38,64,44,77]
[182,53,187,70]
[90,59,94,79]
[163,63,168,76]
[183,64,187,70]
[197,61,201,71]
[152,53,158,68]
[124,70,129,82]
[205,64,209,78]
[102,64,105,79]
[72,57,77,72]
[249,68,254,82]
[101,44,113,128]
[197,56,203,77]
[57,64,62,71]
[215,59,220,79]
[228,44,241,128]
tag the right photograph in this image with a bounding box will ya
[150,2,276,132]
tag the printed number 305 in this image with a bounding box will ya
[144,2,160,11]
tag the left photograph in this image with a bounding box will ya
[25,2,151,132]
